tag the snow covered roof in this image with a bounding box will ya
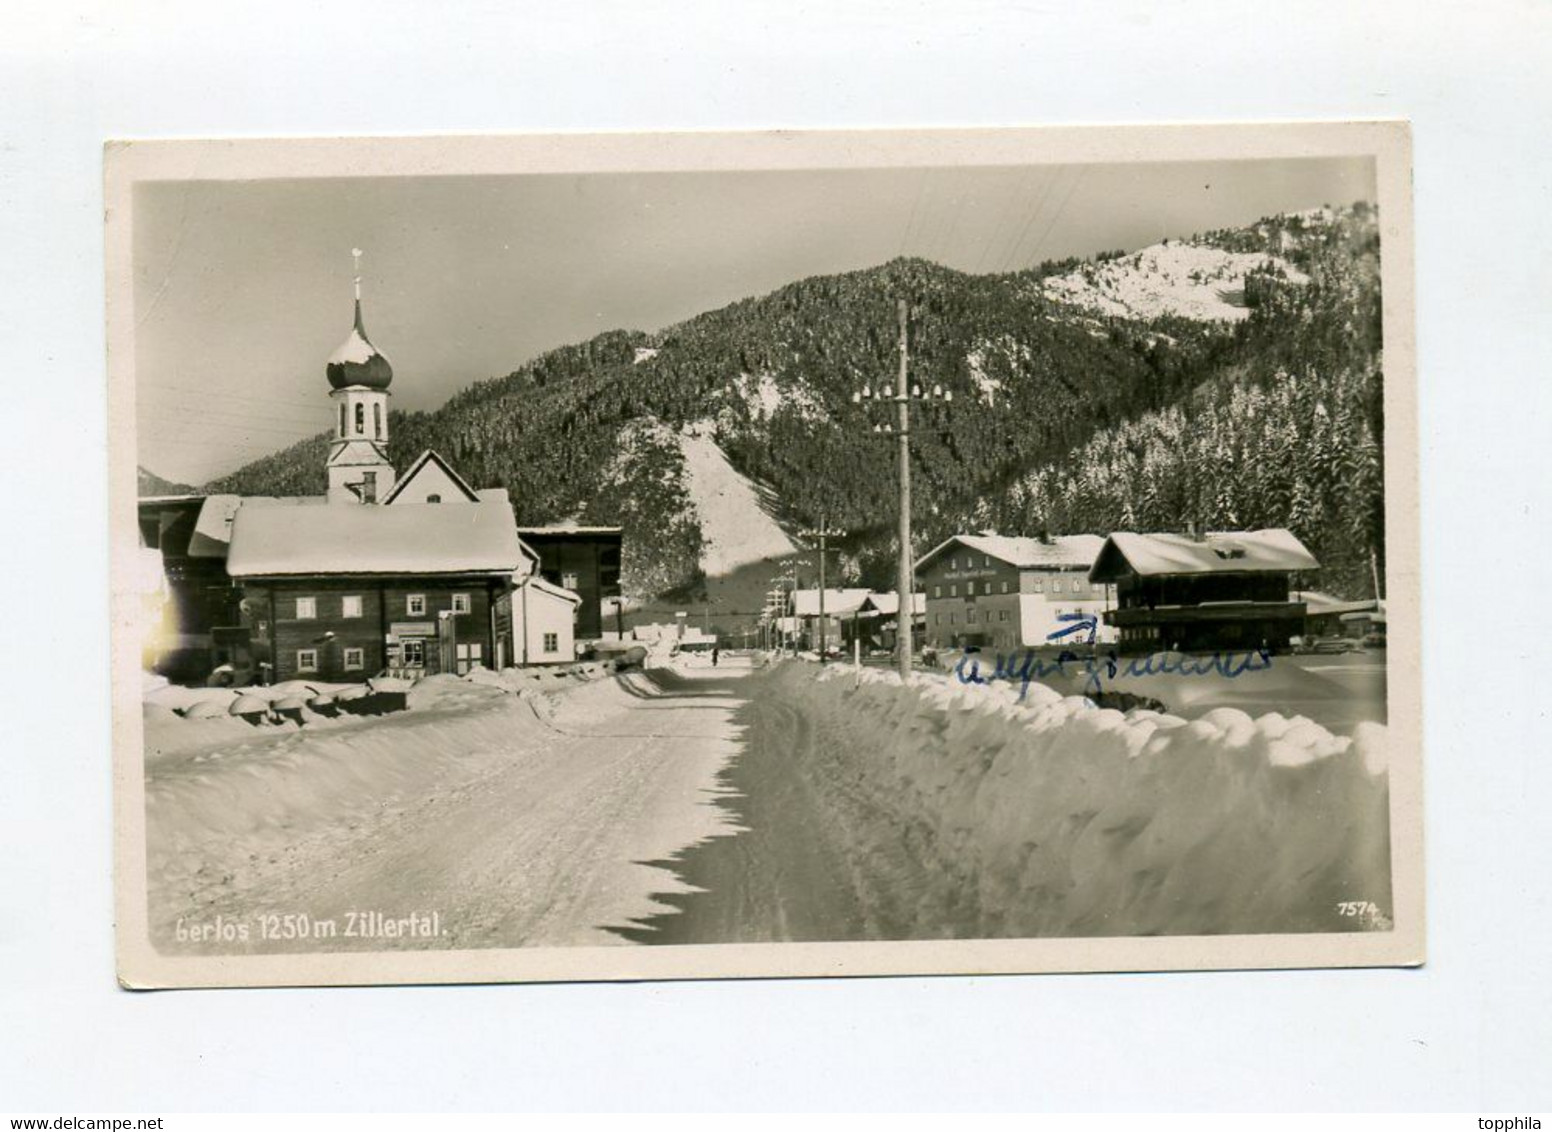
[790,588,873,617]
[916,533,1105,572]
[187,494,245,558]
[519,575,583,605]
[1089,529,1319,582]
[227,499,525,577]
[516,525,625,536]
[859,591,926,616]
[326,299,393,391]
[1304,594,1379,616]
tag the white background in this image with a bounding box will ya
[2,0,1549,1112]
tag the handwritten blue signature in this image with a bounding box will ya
[951,613,1273,700]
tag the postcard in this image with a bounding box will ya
[108,122,1422,987]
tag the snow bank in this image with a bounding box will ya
[142,662,623,763]
[767,664,1391,937]
[144,691,552,929]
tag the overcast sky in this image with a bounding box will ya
[134,156,1374,484]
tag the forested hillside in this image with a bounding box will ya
[206,203,1384,601]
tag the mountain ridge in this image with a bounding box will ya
[200,203,1383,603]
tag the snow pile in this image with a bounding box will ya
[675,420,797,575]
[1042,243,1309,322]
[142,663,625,763]
[767,664,1390,937]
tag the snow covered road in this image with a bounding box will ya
[145,665,752,953]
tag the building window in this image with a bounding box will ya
[339,403,346,436]
[1033,580,1043,594]
[543,632,559,654]
[933,585,941,598]
[983,555,991,567]
[949,613,956,625]
[950,557,957,570]
[296,648,318,672]
[426,493,441,503]
[452,593,471,615]
[967,609,977,623]
[406,594,427,617]
[949,584,957,597]
[374,402,382,439]
[561,572,579,591]
[1001,581,1009,594]
[342,595,362,619]
[1051,580,1062,594]
[999,610,1008,621]
[343,647,364,670]
[934,614,941,625]
[355,403,365,434]
[295,596,317,620]
[966,581,975,596]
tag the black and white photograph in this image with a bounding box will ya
[108,124,1421,987]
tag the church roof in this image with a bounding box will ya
[326,299,393,391]
[227,499,525,577]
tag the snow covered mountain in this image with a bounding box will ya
[1040,241,1309,322]
[204,203,1383,602]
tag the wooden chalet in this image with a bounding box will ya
[225,500,528,682]
[1088,529,1319,653]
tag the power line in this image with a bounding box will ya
[998,167,1063,274]
[1022,166,1089,270]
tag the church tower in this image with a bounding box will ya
[325,249,397,504]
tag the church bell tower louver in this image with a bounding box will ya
[325,249,397,504]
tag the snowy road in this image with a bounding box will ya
[146,664,754,953]
[146,653,1391,953]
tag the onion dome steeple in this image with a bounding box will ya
[325,248,394,391]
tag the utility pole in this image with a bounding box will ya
[800,515,846,661]
[854,298,950,681]
[776,559,809,656]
